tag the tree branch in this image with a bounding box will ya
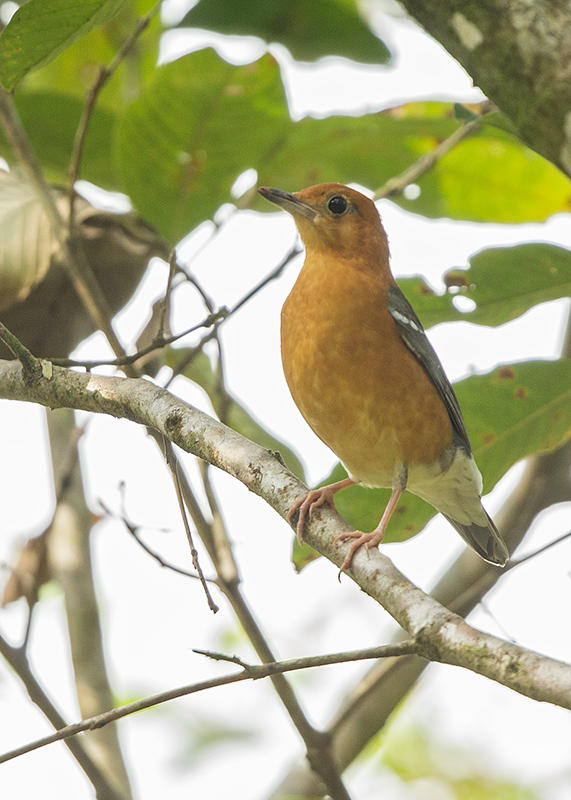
[0,641,416,767]
[399,0,571,174]
[1,359,569,709]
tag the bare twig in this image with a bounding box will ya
[49,308,227,369]
[0,89,126,358]
[68,1,162,223]
[0,633,124,800]
[0,641,415,766]
[163,439,219,613]
[373,108,492,200]
[99,496,217,584]
[0,321,39,376]
[230,239,301,315]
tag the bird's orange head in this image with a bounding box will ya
[258,182,390,267]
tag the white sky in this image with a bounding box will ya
[1,4,571,800]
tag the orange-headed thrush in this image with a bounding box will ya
[258,183,509,571]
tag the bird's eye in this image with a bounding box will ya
[327,195,348,215]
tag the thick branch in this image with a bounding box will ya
[1,360,570,708]
[399,0,571,174]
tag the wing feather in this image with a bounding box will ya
[387,283,471,454]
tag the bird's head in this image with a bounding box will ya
[258,183,389,262]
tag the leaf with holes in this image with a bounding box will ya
[398,243,571,329]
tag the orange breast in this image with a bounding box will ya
[281,255,453,487]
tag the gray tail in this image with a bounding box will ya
[443,509,509,567]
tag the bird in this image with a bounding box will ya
[258,182,509,572]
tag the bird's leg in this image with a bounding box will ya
[289,477,356,544]
[336,481,405,573]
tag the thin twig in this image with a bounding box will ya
[156,250,178,340]
[49,309,227,369]
[504,530,571,571]
[0,89,126,359]
[195,640,418,673]
[68,1,162,224]
[0,633,123,799]
[373,109,492,200]
[99,496,217,584]
[0,641,416,765]
[0,321,39,375]
[230,239,302,316]
[163,440,219,613]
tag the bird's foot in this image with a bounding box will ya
[288,486,340,545]
[335,529,385,574]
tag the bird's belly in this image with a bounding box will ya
[281,302,453,488]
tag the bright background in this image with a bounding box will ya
[1,2,571,798]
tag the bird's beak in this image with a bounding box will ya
[258,187,317,221]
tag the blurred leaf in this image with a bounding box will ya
[0,170,59,310]
[116,48,290,241]
[408,131,571,222]
[24,0,162,106]
[457,360,571,491]
[178,0,390,64]
[0,172,165,358]
[399,243,571,329]
[0,0,128,91]
[381,724,537,799]
[294,360,570,567]
[166,349,305,481]
[170,714,257,771]
[0,92,117,187]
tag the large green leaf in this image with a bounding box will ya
[457,360,571,490]
[24,0,162,106]
[116,48,290,241]
[0,0,128,91]
[178,0,390,64]
[399,243,571,329]
[166,349,305,481]
[294,360,571,566]
[0,92,116,187]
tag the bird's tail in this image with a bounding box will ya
[443,509,509,567]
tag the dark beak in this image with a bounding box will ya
[258,187,317,220]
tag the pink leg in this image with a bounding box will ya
[289,477,355,544]
[335,484,405,573]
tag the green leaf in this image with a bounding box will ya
[457,360,571,491]
[166,349,305,481]
[0,0,128,91]
[0,91,117,187]
[398,243,571,329]
[408,131,571,223]
[178,0,390,64]
[116,48,290,241]
[24,0,162,106]
[294,360,571,567]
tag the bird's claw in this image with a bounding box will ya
[335,529,384,575]
[288,487,337,545]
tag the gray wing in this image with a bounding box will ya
[387,283,471,454]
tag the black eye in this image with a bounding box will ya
[327,195,348,215]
